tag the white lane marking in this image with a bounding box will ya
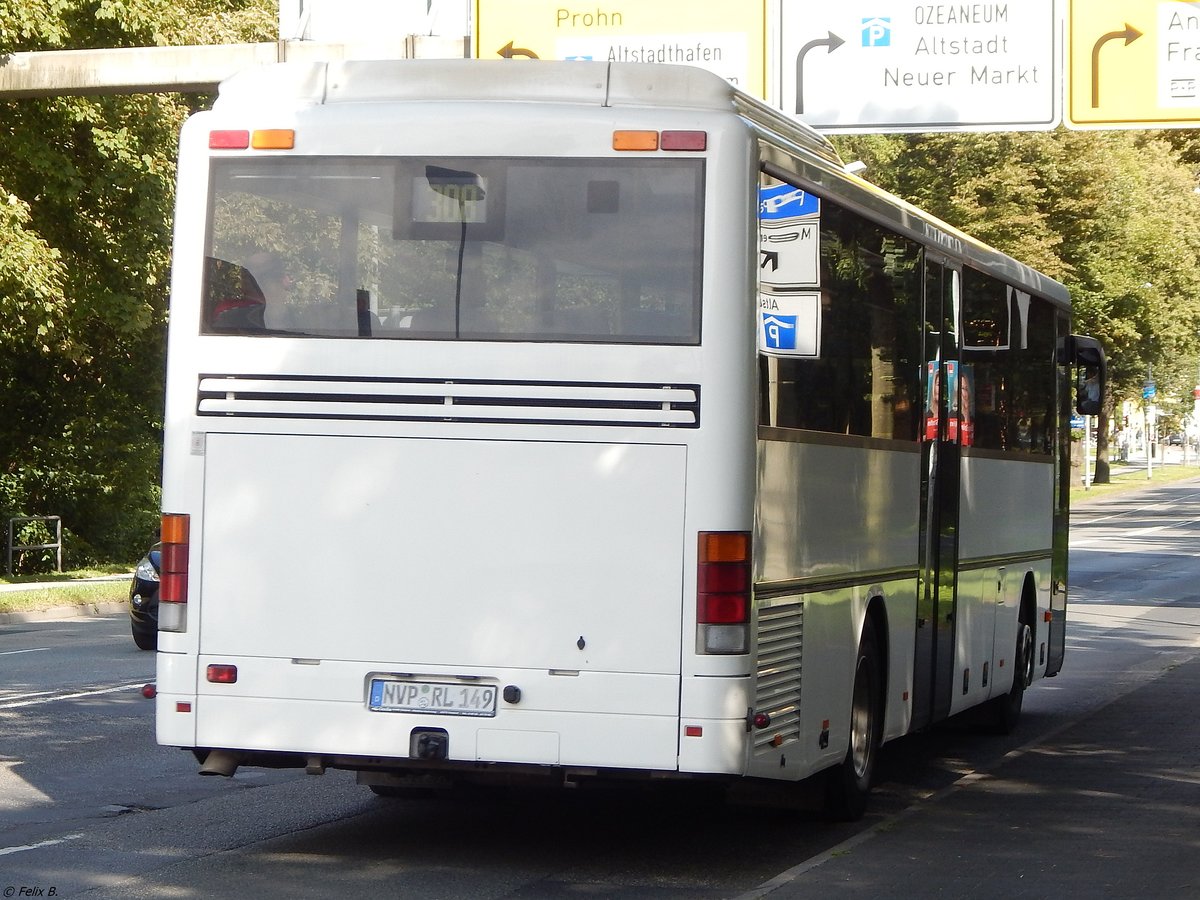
[0,681,146,710]
[0,690,57,701]
[1071,516,1200,549]
[0,647,50,656]
[0,833,84,856]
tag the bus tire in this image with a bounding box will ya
[983,611,1034,735]
[825,617,883,821]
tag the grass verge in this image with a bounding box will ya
[1071,464,1200,504]
[0,579,129,615]
[0,564,132,615]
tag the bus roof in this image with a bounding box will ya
[213,59,843,167]
[211,59,1070,310]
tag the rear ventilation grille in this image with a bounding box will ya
[197,375,700,428]
[753,598,803,752]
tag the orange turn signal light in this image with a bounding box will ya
[161,513,189,545]
[699,531,750,564]
[251,129,295,150]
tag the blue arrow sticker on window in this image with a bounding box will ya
[759,184,819,222]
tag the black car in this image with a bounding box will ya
[129,542,161,651]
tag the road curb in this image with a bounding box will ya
[0,600,127,626]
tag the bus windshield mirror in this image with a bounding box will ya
[424,166,485,338]
[1069,335,1106,416]
[424,166,486,203]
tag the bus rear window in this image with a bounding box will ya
[202,156,703,344]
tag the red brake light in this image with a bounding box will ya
[699,592,748,624]
[206,664,238,684]
[698,563,749,594]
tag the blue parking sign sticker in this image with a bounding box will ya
[862,17,891,47]
[758,293,820,358]
[762,314,798,350]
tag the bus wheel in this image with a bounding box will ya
[825,618,882,821]
[983,614,1033,735]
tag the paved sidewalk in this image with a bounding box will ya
[752,654,1200,898]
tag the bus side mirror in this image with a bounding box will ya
[1058,334,1106,417]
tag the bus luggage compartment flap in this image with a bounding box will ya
[199,433,687,676]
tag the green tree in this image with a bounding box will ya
[0,0,274,568]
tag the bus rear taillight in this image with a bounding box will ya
[208,129,296,150]
[612,130,707,152]
[697,532,751,654]
[206,664,238,684]
[159,513,190,633]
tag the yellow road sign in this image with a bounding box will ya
[473,0,766,97]
[1068,0,1200,127]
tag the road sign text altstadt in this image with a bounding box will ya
[780,0,1059,133]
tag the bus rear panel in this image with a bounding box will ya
[157,61,760,786]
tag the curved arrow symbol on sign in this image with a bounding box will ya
[1091,24,1142,109]
[795,31,845,115]
[498,40,540,60]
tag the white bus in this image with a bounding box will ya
[155,60,1105,819]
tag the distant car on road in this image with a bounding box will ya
[129,543,161,651]
[1167,434,1183,446]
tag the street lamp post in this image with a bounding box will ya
[1143,368,1156,480]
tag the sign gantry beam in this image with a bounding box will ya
[0,37,467,97]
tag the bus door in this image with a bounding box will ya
[913,258,963,729]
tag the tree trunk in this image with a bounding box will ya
[1093,405,1111,483]
[1092,383,1114,484]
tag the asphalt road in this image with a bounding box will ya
[2,479,1199,898]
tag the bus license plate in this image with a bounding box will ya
[368,679,497,717]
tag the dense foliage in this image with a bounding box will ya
[0,1,274,569]
[1,5,1198,563]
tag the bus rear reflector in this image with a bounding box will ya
[209,130,250,150]
[660,131,707,151]
[697,531,751,654]
[159,513,190,632]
